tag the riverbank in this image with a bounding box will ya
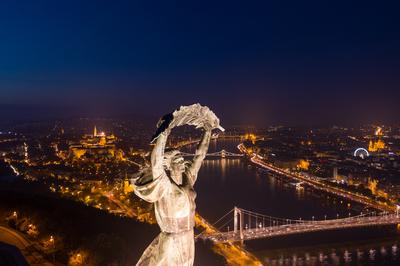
[237,143,395,213]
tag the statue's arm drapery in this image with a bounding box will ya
[134,131,169,203]
[134,171,169,203]
[187,130,211,186]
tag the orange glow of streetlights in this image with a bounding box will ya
[49,235,55,265]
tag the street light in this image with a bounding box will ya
[324,215,327,221]
[77,253,82,265]
[50,236,55,265]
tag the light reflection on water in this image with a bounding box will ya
[261,242,400,265]
[190,139,400,265]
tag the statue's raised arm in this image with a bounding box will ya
[150,128,168,181]
[186,130,211,186]
[185,105,224,185]
[187,129,211,186]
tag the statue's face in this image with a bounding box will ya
[170,157,185,185]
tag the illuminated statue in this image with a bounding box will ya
[133,104,224,266]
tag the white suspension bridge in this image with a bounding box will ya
[180,149,243,158]
[199,207,400,243]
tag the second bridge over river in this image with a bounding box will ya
[199,207,400,243]
[180,149,243,158]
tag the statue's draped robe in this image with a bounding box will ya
[133,104,220,266]
[135,172,196,266]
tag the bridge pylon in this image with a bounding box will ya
[234,207,238,233]
[221,149,226,158]
[233,207,244,241]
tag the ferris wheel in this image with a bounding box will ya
[353,148,369,159]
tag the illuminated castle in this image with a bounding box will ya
[69,126,120,160]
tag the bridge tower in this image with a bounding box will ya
[234,207,238,233]
[233,207,244,242]
[221,149,226,158]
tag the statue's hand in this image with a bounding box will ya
[202,121,217,131]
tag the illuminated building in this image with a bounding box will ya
[244,133,257,144]
[333,167,338,180]
[69,126,119,160]
[368,178,378,195]
[368,126,386,152]
[297,159,310,170]
[123,174,134,194]
[368,139,385,152]
[368,178,389,199]
[375,126,383,136]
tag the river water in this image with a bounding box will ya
[190,139,400,265]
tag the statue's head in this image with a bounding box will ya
[164,150,186,185]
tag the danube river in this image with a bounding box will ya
[190,139,400,265]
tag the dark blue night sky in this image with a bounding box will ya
[1,0,400,125]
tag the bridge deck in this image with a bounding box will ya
[202,215,400,243]
[180,150,244,157]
